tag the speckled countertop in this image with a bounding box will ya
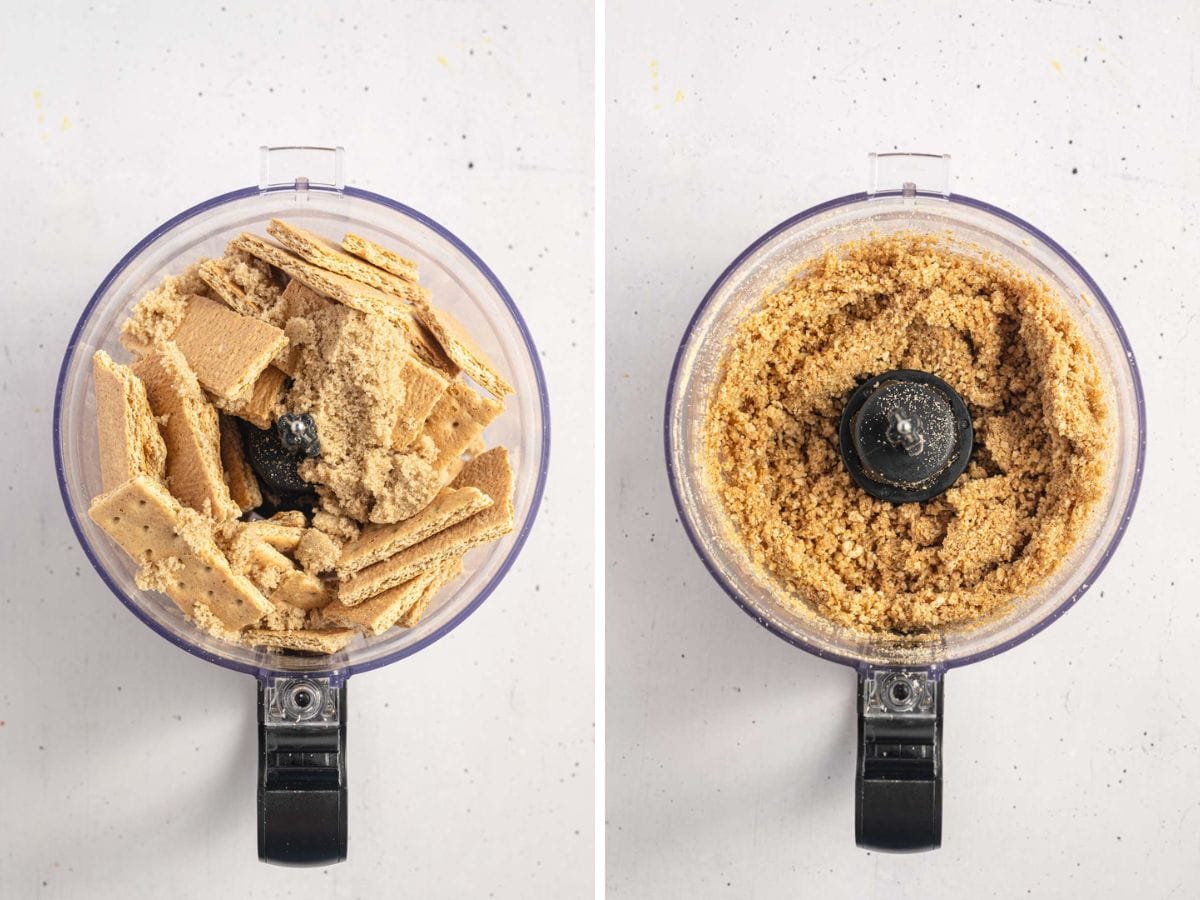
[607,1,1198,897]
[0,2,593,898]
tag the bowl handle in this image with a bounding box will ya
[257,675,348,866]
[855,668,943,852]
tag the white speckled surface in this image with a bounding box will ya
[0,2,592,898]
[607,1,1197,897]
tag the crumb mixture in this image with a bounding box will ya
[704,233,1110,634]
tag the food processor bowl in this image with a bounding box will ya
[665,153,1145,851]
[54,147,550,864]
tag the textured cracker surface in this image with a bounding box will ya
[132,343,240,522]
[91,350,167,492]
[87,475,271,628]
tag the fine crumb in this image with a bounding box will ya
[704,233,1110,635]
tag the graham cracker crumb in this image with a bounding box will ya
[704,233,1110,635]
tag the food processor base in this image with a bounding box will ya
[258,677,348,866]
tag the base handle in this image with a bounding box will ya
[258,676,348,866]
[855,668,942,852]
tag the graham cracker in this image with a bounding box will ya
[341,232,420,283]
[398,553,465,628]
[335,486,492,578]
[318,569,437,635]
[415,305,513,398]
[87,474,271,629]
[419,381,504,471]
[338,447,514,604]
[242,540,296,594]
[132,343,241,522]
[241,520,306,553]
[119,262,212,355]
[197,250,284,321]
[267,219,430,306]
[171,295,287,404]
[218,416,262,512]
[392,356,450,448]
[268,510,308,528]
[234,233,455,373]
[244,627,356,654]
[210,365,288,429]
[235,232,404,321]
[271,568,333,611]
[92,350,167,492]
[197,258,258,319]
[262,596,309,631]
[444,456,467,481]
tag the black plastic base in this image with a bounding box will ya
[258,680,348,866]
[855,670,943,853]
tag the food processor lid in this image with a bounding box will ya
[839,369,974,504]
[54,148,552,679]
[665,152,1147,671]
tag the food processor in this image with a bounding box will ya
[665,153,1144,851]
[54,147,550,865]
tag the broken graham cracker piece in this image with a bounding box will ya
[235,232,406,323]
[218,416,262,512]
[398,553,465,628]
[245,627,356,654]
[338,447,514,605]
[222,518,306,554]
[235,233,455,374]
[263,596,309,631]
[341,232,420,283]
[414,305,514,399]
[392,356,450,449]
[91,350,167,492]
[87,475,272,629]
[133,342,241,522]
[295,529,342,575]
[197,250,285,322]
[335,486,492,578]
[119,262,214,355]
[226,535,295,594]
[272,568,334,610]
[318,569,437,636]
[171,295,288,404]
[210,365,287,429]
[245,628,355,654]
[268,510,308,528]
[417,380,504,471]
[267,219,430,306]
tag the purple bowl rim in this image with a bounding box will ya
[664,189,1147,673]
[54,183,551,681]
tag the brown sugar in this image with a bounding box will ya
[703,233,1110,635]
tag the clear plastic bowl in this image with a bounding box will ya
[55,183,549,678]
[666,190,1145,671]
